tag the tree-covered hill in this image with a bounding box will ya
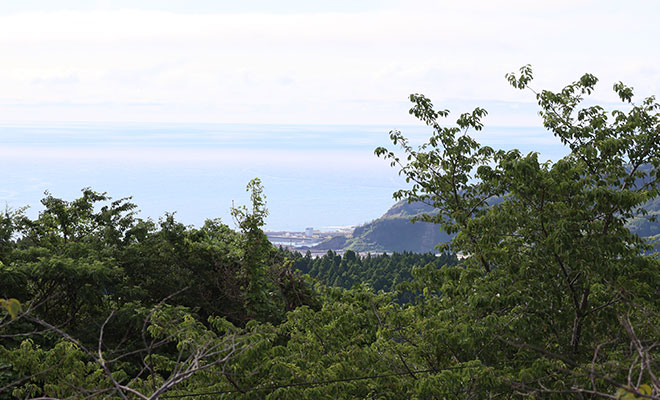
[310,200,450,253]
[314,181,659,254]
[288,249,457,294]
[627,196,660,237]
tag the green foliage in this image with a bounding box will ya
[290,249,457,298]
[616,384,654,399]
[318,196,659,254]
[0,298,21,320]
[0,182,317,398]
[1,303,248,399]
[375,65,660,397]
[217,286,416,399]
[231,178,284,323]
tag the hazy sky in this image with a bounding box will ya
[1,0,658,126]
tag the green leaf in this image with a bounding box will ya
[1,298,22,319]
[638,384,652,395]
[615,385,652,400]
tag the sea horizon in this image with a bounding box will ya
[0,121,567,231]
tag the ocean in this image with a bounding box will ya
[0,122,567,231]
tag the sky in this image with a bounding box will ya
[1,0,659,231]
[1,0,659,126]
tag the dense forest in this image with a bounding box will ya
[288,249,456,294]
[1,67,659,399]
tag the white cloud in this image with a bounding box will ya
[0,1,658,125]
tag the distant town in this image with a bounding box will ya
[265,226,354,256]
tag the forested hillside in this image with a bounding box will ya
[1,68,658,399]
[344,201,452,253]
[288,249,457,294]
[315,195,659,253]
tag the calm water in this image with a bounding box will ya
[0,122,567,231]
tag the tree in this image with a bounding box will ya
[1,298,249,400]
[231,178,317,323]
[375,65,659,398]
[0,183,317,398]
